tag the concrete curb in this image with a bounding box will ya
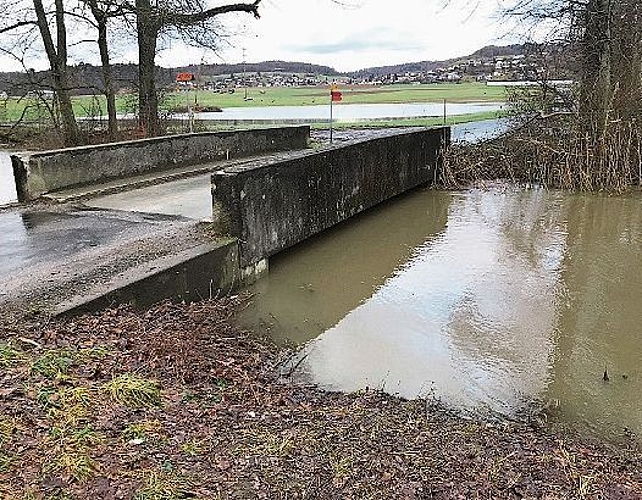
[55,238,241,316]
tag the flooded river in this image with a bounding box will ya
[239,185,642,443]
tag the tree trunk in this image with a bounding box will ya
[611,0,641,121]
[32,0,80,146]
[102,38,119,140]
[136,0,160,137]
[579,0,612,140]
[87,0,118,140]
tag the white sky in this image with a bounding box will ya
[157,0,511,71]
[1,0,519,73]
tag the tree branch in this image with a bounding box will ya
[0,20,37,35]
[169,0,261,27]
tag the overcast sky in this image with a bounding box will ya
[154,0,512,71]
[1,0,518,72]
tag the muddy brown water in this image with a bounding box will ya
[238,184,642,443]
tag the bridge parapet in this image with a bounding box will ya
[11,126,310,202]
[212,127,450,268]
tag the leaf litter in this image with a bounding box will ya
[0,297,640,499]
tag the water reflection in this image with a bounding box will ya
[550,194,642,441]
[239,186,642,441]
[240,189,452,344]
[290,188,566,413]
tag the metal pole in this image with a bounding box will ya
[443,98,447,125]
[243,47,248,101]
[330,90,333,144]
[186,91,191,133]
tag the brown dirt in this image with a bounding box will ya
[0,298,640,499]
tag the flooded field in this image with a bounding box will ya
[239,185,642,443]
[193,102,503,122]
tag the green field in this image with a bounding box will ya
[167,82,507,109]
[0,83,507,123]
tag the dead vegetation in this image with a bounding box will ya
[442,114,642,192]
[442,67,642,193]
[0,298,640,499]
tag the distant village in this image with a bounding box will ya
[178,52,553,92]
[353,54,548,85]
[0,45,569,99]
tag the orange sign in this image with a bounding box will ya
[176,72,195,83]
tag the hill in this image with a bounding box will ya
[0,61,340,95]
[0,43,574,96]
[347,43,562,79]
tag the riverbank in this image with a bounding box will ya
[1,298,639,499]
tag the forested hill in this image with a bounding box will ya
[174,60,338,77]
[347,43,561,78]
[0,60,339,95]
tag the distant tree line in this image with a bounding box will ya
[0,61,339,95]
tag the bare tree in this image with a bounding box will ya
[83,0,123,139]
[443,0,642,190]
[1,0,89,146]
[610,0,641,121]
[32,0,80,145]
[578,0,611,138]
[129,0,262,137]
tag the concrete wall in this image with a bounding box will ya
[12,126,309,201]
[212,127,450,267]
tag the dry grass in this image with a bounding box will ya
[443,113,642,192]
[134,469,194,500]
[0,343,20,368]
[103,374,162,408]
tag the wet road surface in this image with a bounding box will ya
[0,209,180,286]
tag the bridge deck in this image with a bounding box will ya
[86,174,214,220]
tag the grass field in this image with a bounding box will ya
[166,82,507,109]
[0,83,508,123]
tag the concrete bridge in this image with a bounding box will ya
[3,125,449,317]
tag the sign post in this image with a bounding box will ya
[330,84,342,144]
[330,88,334,144]
[176,72,196,133]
